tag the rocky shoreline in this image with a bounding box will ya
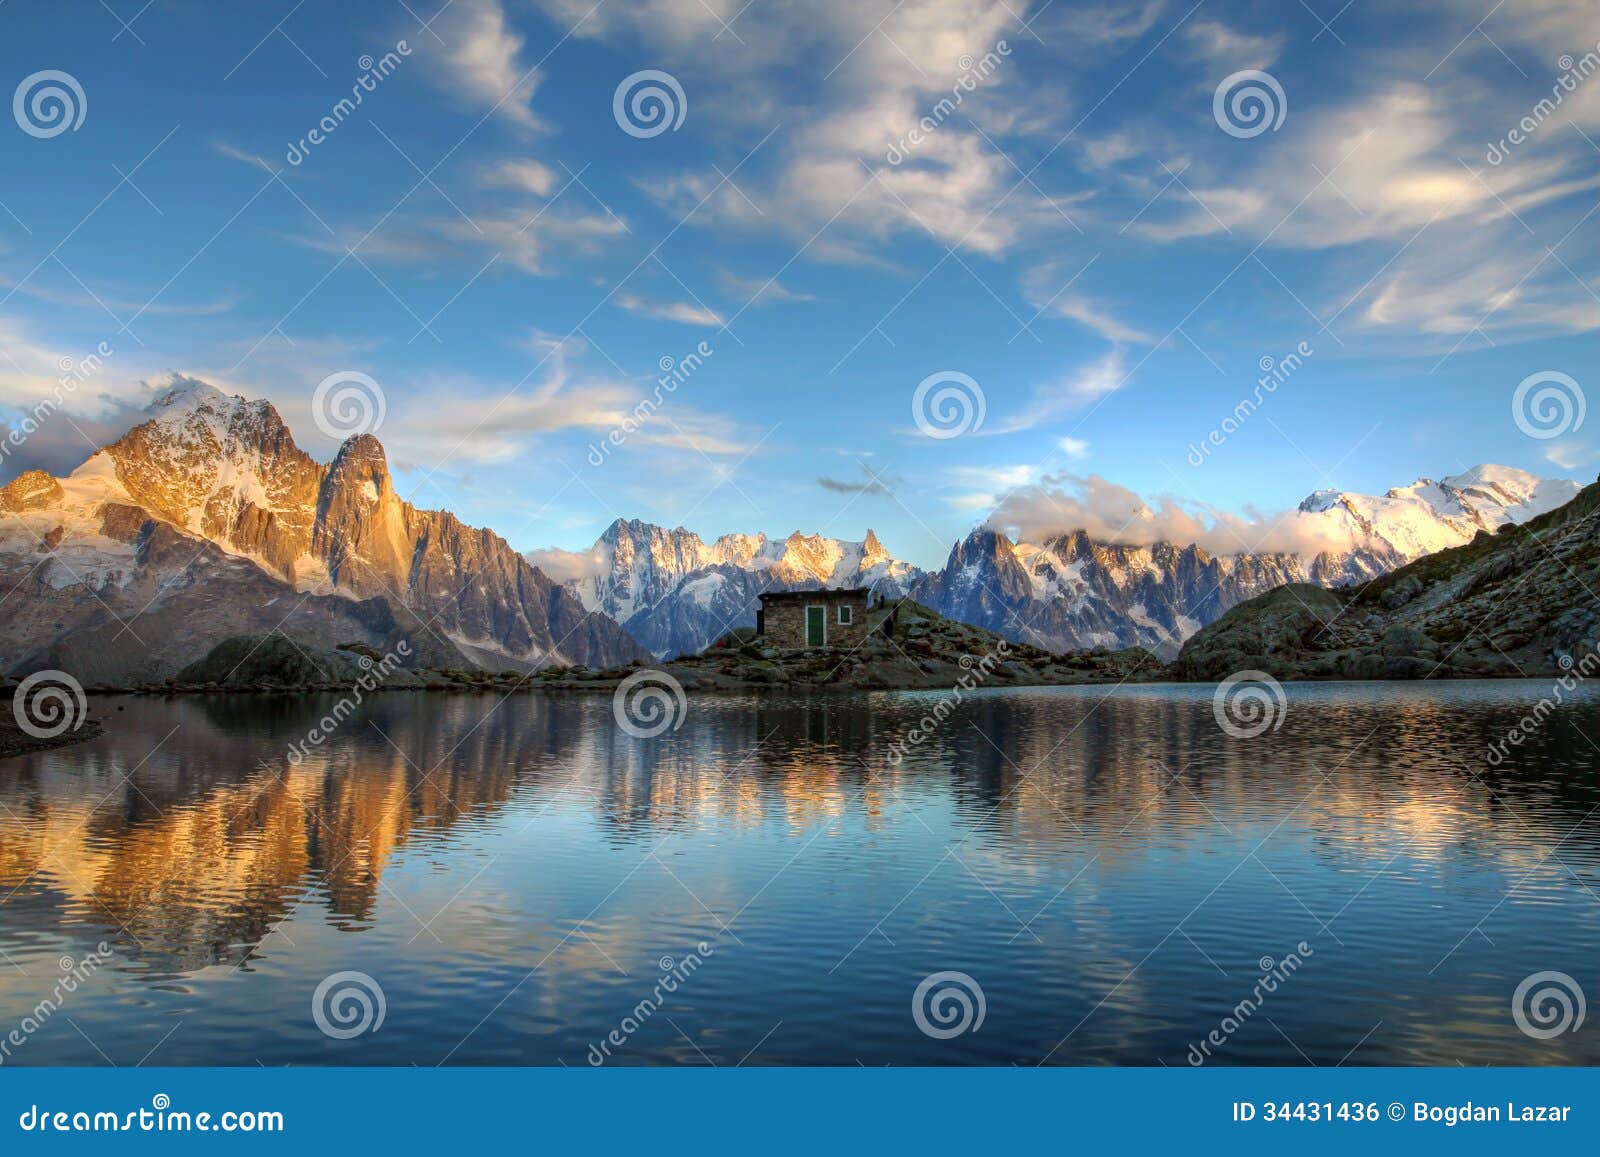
[0,712,105,759]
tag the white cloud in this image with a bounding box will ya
[614,294,725,327]
[716,269,816,305]
[425,0,542,128]
[524,543,611,583]
[296,202,629,276]
[986,472,1365,556]
[1541,439,1600,471]
[986,347,1130,435]
[482,158,560,196]
[571,0,1069,258]
[942,462,1038,510]
[1047,295,1153,344]
[1184,20,1282,71]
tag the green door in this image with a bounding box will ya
[806,605,825,647]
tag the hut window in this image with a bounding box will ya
[838,605,853,625]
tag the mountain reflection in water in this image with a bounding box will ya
[1,683,1597,1066]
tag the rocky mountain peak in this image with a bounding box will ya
[326,434,393,501]
[0,470,64,512]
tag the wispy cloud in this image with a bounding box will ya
[614,293,725,327]
[818,462,899,495]
[717,269,817,306]
[1184,19,1282,71]
[985,348,1129,435]
[424,0,543,128]
[482,158,559,196]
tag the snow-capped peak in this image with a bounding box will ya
[553,519,925,656]
[148,374,234,414]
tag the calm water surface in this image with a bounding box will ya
[1,682,1597,1066]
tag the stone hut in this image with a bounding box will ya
[756,588,893,649]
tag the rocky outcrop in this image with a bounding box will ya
[1175,478,1600,681]
[175,636,427,688]
[655,600,1165,690]
[0,471,65,512]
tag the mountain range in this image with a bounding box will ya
[0,379,641,682]
[1176,474,1600,681]
[0,376,1580,679]
[909,465,1577,657]
[543,465,1577,660]
[545,519,922,658]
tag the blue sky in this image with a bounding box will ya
[1,0,1597,570]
